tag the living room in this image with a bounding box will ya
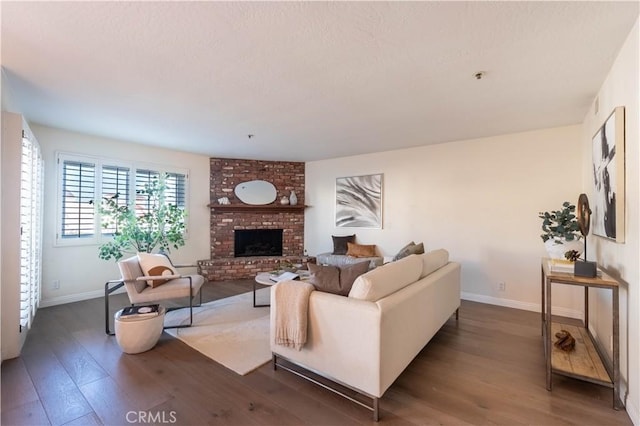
[2,2,639,425]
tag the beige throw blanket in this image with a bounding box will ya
[274,280,315,350]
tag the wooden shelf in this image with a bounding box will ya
[550,322,612,386]
[208,204,306,214]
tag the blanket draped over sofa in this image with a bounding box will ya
[273,280,315,350]
[270,249,460,421]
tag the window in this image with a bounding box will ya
[61,160,96,238]
[21,132,44,330]
[101,165,130,235]
[56,153,188,246]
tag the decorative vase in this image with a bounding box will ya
[280,196,289,205]
[289,191,298,206]
[544,238,584,260]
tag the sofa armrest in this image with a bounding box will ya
[271,290,384,396]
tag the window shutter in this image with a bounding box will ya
[20,135,43,329]
[61,160,96,238]
[165,172,186,208]
[135,169,160,217]
[101,165,130,235]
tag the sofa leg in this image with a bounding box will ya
[455,308,459,320]
[373,398,379,422]
[272,354,278,371]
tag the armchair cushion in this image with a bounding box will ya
[137,252,178,287]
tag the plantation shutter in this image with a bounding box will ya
[61,160,96,238]
[20,133,44,330]
[165,172,186,208]
[101,165,130,235]
[135,169,160,217]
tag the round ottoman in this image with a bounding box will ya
[114,306,165,354]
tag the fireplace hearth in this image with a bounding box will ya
[234,229,283,257]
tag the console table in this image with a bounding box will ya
[541,259,621,409]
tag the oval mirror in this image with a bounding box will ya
[234,180,277,205]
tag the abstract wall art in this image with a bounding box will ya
[335,173,383,228]
[592,106,625,242]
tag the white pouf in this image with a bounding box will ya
[115,306,165,354]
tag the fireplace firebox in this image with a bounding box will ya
[234,229,283,257]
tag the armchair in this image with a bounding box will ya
[105,255,205,335]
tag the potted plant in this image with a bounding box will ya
[538,201,583,260]
[98,174,186,261]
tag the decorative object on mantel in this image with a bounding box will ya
[280,195,289,205]
[289,190,298,206]
[234,180,277,205]
[574,193,598,278]
[217,197,230,205]
[538,201,583,260]
[592,106,625,242]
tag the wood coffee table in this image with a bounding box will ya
[253,271,310,307]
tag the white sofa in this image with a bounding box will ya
[270,249,460,421]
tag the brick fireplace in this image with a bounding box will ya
[198,158,312,281]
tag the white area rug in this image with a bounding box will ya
[164,288,271,375]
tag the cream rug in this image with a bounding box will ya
[164,288,271,375]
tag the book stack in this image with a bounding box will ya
[548,259,575,274]
[118,304,161,320]
[269,271,300,283]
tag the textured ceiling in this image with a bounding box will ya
[1,1,638,161]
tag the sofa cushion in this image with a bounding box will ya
[420,249,450,278]
[332,234,356,255]
[315,252,384,269]
[346,242,376,258]
[349,254,423,301]
[308,261,370,296]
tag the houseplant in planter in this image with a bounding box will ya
[98,174,186,261]
[539,201,583,260]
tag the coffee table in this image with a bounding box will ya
[253,271,310,307]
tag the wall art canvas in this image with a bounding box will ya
[335,174,383,228]
[592,106,625,242]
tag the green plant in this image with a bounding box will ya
[538,201,581,243]
[97,174,186,261]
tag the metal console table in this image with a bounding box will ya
[541,258,621,409]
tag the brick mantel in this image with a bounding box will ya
[199,157,307,281]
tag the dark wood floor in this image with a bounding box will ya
[1,280,632,426]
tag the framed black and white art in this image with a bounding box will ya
[335,173,383,229]
[592,106,625,242]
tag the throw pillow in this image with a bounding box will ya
[393,241,425,261]
[332,234,356,255]
[137,252,178,287]
[308,261,370,296]
[392,241,415,261]
[346,242,376,258]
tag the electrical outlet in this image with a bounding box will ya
[498,282,506,291]
[52,280,60,290]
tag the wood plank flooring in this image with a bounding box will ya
[1,280,632,425]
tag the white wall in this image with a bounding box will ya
[581,17,639,423]
[31,124,211,306]
[305,125,584,316]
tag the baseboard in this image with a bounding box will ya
[626,397,639,426]
[40,286,126,308]
[461,292,583,320]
